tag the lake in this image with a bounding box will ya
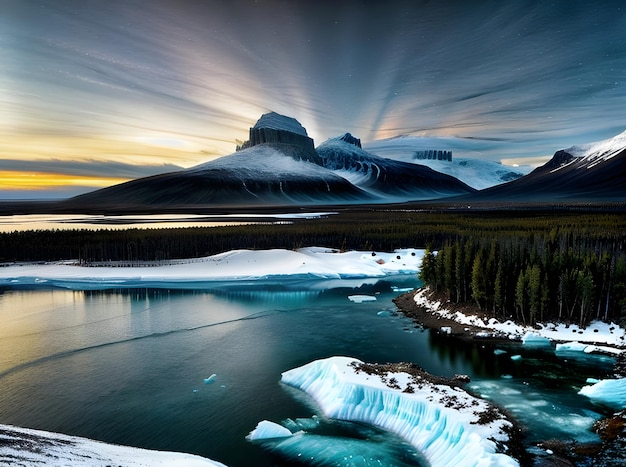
[0,276,616,466]
[0,212,334,233]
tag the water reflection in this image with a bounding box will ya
[0,281,619,465]
[0,212,334,232]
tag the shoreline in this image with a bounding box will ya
[394,286,626,465]
[393,287,626,354]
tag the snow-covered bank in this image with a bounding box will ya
[410,287,626,414]
[0,424,226,466]
[270,356,519,467]
[0,247,423,289]
[412,288,626,350]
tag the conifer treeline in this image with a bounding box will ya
[2,209,626,327]
[419,230,626,326]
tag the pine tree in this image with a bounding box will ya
[419,245,436,286]
[515,269,528,325]
[471,253,486,308]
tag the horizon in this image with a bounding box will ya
[2,0,626,199]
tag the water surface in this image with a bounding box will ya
[0,278,615,466]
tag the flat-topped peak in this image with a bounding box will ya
[253,112,309,137]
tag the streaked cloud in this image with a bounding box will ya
[2,0,625,197]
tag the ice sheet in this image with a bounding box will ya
[279,356,519,467]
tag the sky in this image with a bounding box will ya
[2,0,626,199]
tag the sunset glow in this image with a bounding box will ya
[2,0,625,198]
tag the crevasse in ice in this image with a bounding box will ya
[280,356,519,467]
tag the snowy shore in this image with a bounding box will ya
[409,287,626,350]
[407,287,626,410]
[0,424,226,466]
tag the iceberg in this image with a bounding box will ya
[246,420,294,440]
[579,378,626,410]
[521,332,552,346]
[280,356,519,467]
[0,424,226,466]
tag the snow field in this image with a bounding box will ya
[0,247,424,287]
[0,424,226,466]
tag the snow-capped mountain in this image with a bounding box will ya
[66,145,370,209]
[470,130,626,202]
[63,113,475,210]
[317,134,476,200]
[364,136,531,189]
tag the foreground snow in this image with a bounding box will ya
[252,356,519,467]
[0,424,226,466]
[413,288,626,349]
[0,247,423,288]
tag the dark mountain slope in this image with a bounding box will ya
[317,134,476,200]
[62,145,371,210]
[466,131,626,202]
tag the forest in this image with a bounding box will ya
[1,208,626,326]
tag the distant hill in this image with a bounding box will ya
[468,130,626,202]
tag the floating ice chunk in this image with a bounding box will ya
[510,355,522,361]
[440,326,452,334]
[586,378,600,384]
[246,420,294,440]
[204,374,217,384]
[376,309,395,317]
[281,356,519,467]
[522,332,552,346]
[579,378,626,410]
[555,341,588,352]
[494,349,508,355]
[348,294,377,303]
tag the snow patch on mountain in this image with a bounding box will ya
[190,146,332,177]
[253,111,309,137]
[559,129,626,170]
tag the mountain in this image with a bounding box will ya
[61,112,475,210]
[364,136,531,190]
[317,134,476,200]
[64,145,370,209]
[469,130,626,202]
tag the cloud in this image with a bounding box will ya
[1,0,625,199]
[0,159,184,179]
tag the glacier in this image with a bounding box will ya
[277,356,519,467]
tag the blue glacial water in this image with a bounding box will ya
[0,277,616,466]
